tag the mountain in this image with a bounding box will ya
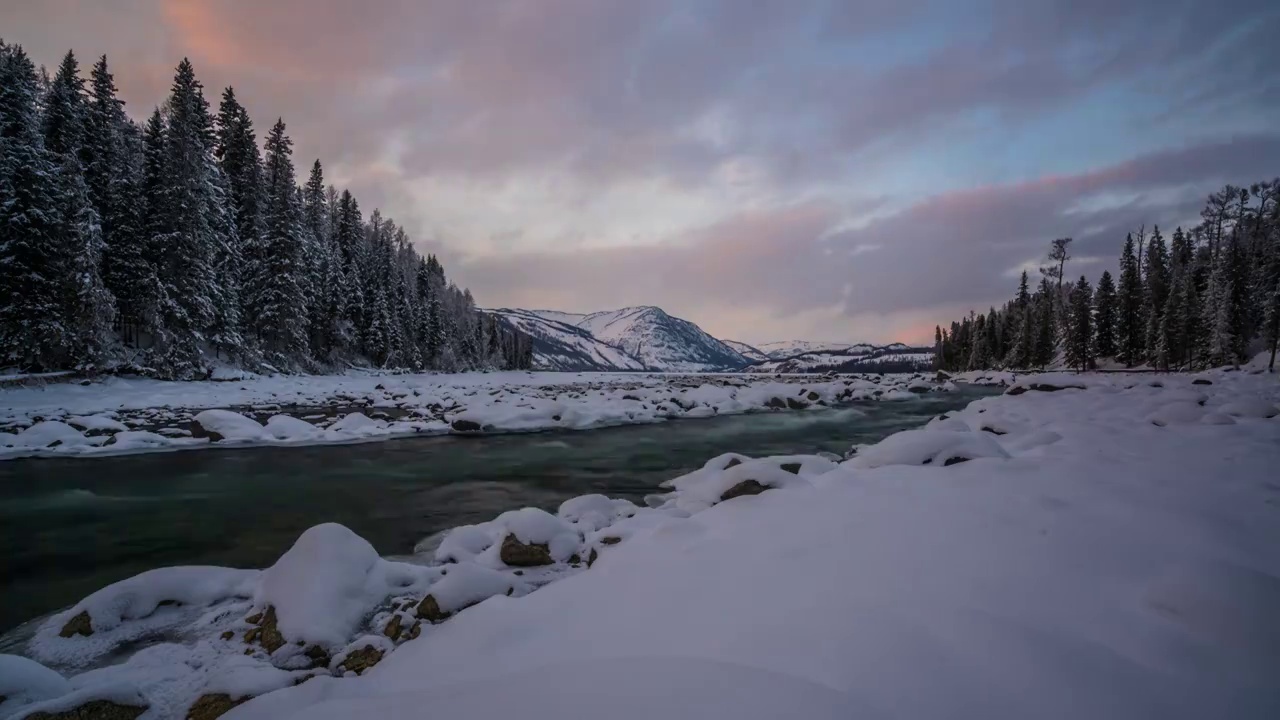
[722,340,769,363]
[490,304,921,374]
[743,342,933,374]
[756,340,875,359]
[487,309,646,372]
[489,306,748,372]
[573,307,748,372]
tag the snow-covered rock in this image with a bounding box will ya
[0,655,71,717]
[845,427,1009,468]
[194,409,271,442]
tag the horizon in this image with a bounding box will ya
[5,0,1278,345]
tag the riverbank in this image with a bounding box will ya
[3,370,1278,719]
[0,371,951,461]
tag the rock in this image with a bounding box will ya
[244,606,285,654]
[1192,378,1212,385]
[943,456,970,467]
[587,547,599,567]
[907,385,931,394]
[339,644,384,676]
[1005,385,1028,396]
[806,391,820,402]
[220,631,234,641]
[407,621,422,640]
[383,614,402,640]
[499,534,553,567]
[764,397,787,410]
[720,479,768,502]
[26,700,148,720]
[304,645,330,668]
[245,611,263,625]
[600,536,621,545]
[58,610,93,638]
[785,397,809,410]
[186,693,248,720]
[1007,382,1083,396]
[936,370,952,381]
[416,595,451,624]
[980,426,1006,436]
[724,457,742,469]
[779,462,802,474]
[451,418,482,433]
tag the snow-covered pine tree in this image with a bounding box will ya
[1065,275,1093,372]
[1116,233,1145,367]
[1203,230,1240,368]
[1093,270,1117,359]
[1009,270,1032,368]
[214,87,263,353]
[150,59,229,376]
[251,118,309,364]
[1032,277,1056,368]
[87,56,155,351]
[301,160,333,357]
[0,44,70,370]
[1142,226,1169,366]
[41,50,117,368]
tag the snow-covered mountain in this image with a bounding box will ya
[490,305,920,374]
[756,340,875,359]
[722,340,769,363]
[489,306,748,372]
[487,309,646,372]
[744,342,932,374]
[574,307,747,372]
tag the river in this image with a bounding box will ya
[0,387,995,634]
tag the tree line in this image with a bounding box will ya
[0,42,533,378]
[934,180,1280,373]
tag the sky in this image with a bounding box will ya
[4,0,1278,345]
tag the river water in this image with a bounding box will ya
[0,387,995,634]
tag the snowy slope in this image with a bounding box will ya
[487,309,646,371]
[574,306,748,372]
[722,340,769,363]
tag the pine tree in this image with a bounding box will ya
[251,118,309,362]
[1093,270,1117,359]
[1203,231,1240,367]
[1010,270,1033,367]
[1142,226,1170,365]
[1116,233,1145,366]
[1065,276,1093,372]
[1032,279,1056,368]
[0,45,69,369]
[215,87,263,346]
[150,59,228,376]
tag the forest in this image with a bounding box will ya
[0,42,533,379]
[935,181,1280,373]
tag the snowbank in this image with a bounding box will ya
[8,369,1277,720]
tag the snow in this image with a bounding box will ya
[253,524,438,650]
[0,655,71,717]
[0,370,954,461]
[7,369,1278,719]
[1221,396,1279,419]
[193,409,272,442]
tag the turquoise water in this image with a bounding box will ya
[0,388,994,634]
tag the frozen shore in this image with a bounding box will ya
[0,371,951,460]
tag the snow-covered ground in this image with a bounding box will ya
[3,368,1277,719]
[0,371,951,461]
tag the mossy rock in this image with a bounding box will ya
[27,700,147,720]
[186,693,248,720]
[416,595,452,624]
[499,534,553,567]
[383,614,402,640]
[720,479,768,502]
[339,645,384,676]
[58,610,93,638]
[243,606,285,653]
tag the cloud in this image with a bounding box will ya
[3,0,1277,344]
